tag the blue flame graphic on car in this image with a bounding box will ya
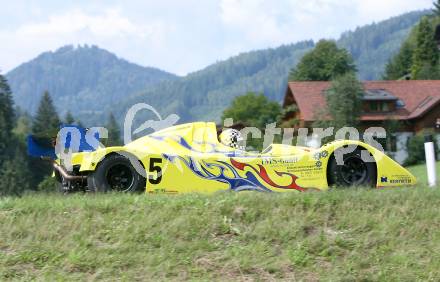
[163,154,272,192]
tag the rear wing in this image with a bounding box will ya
[27,125,102,160]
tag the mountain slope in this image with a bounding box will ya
[338,10,428,80]
[113,41,314,124]
[116,10,428,123]
[6,10,428,126]
[6,45,178,117]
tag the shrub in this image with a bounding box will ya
[405,133,438,166]
[37,176,60,193]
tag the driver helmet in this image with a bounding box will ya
[220,129,244,150]
[219,129,245,150]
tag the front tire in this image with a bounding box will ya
[328,147,376,188]
[88,154,146,193]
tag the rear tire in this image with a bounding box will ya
[328,147,376,188]
[88,154,146,193]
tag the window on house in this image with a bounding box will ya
[369,101,389,112]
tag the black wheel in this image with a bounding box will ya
[88,154,146,193]
[328,147,376,187]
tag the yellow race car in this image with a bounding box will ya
[30,122,417,193]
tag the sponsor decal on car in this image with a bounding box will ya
[261,157,299,165]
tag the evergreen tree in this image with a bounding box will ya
[289,40,356,81]
[0,146,31,196]
[64,111,75,124]
[13,112,32,140]
[0,75,14,127]
[32,91,60,137]
[30,91,60,186]
[434,0,440,17]
[383,41,414,80]
[0,75,32,196]
[106,113,122,146]
[0,75,15,161]
[411,17,439,79]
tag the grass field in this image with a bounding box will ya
[406,161,440,185]
[1,164,439,281]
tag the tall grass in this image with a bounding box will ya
[407,161,440,185]
[1,186,439,281]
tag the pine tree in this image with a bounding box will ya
[64,111,75,124]
[32,91,61,137]
[383,41,414,80]
[0,75,15,161]
[0,75,32,196]
[13,112,32,140]
[0,146,31,196]
[0,75,14,126]
[434,0,440,17]
[106,113,122,146]
[411,17,439,79]
[30,91,61,186]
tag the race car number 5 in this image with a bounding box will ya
[148,158,163,184]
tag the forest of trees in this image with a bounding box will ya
[115,11,427,125]
[0,75,31,196]
[5,10,426,127]
[0,74,122,196]
[381,2,440,164]
[384,5,440,80]
[6,45,178,127]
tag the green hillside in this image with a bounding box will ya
[6,10,428,125]
[6,45,178,119]
[339,11,428,80]
[111,10,430,123]
[117,41,314,124]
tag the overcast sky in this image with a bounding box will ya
[0,0,434,75]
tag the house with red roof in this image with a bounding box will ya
[283,80,440,163]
